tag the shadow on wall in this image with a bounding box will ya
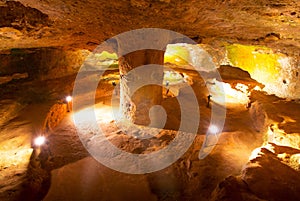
[0,47,88,81]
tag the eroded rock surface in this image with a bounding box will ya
[212,144,300,201]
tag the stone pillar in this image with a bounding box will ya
[119,49,165,125]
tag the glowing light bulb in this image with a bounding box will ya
[34,136,46,146]
[66,96,72,112]
[66,96,72,103]
[208,125,219,134]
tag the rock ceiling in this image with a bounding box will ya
[1,0,300,53]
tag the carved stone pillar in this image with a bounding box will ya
[118,49,164,125]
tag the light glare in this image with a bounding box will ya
[66,96,72,102]
[207,80,250,106]
[208,125,219,134]
[34,136,46,146]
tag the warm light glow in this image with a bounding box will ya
[164,44,190,65]
[226,44,282,84]
[95,106,117,124]
[235,83,249,94]
[0,148,33,178]
[249,144,275,160]
[267,126,275,142]
[266,120,299,150]
[73,103,119,126]
[66,96,72,103]
[163,70,187,85]
[277,154,300,170]
[34,136,46,146]
[225,44,297,98]
[208,125,219,134]
[85,51,118,70]
[207,80,250,106]
[253,85,262,91]
[249,147,262,160]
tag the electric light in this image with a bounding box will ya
[66,95,72,103]
[208,125,219,134]
[34,136,46,146]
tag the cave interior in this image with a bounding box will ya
[0,1,300,201]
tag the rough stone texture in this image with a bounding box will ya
[212,144,300,201]
[0,0,297,52]
[242,146,300,201]
[249,91,300,150]
[210,87,300,201]
[249,101,269,133]
[210,176,266,201]
[0,27,23,40]
[166,43,300,99]
[0,1,300,99]
[43,102,68,132]
[0,72,28,84]
[0,104,54,201]
[0,0,300,200]
[0,1,50,31]
[218,65,254,82]
[0,99,24,126]
[119,50,164,125]
[1,66,299,200]
[44,157,158,201]
[223,44,300,99]
[0,48,88,81]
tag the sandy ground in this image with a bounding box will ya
[40,102,262,201]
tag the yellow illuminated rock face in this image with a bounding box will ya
[226,44,282,84]
[164,45,190,66]
[226,44,300,99]
[164,43,299,100]
[206,80,250,107]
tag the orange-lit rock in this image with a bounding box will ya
[1,0,300,200]
[43,102,68,132]
[119,50,164,125]
[242,145,300,201]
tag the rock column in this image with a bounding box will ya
[118,49,164,125]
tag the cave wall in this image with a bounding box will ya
[0,1,50,32]
[1,42,298,101]
[0,47,88,82]
[173,43,300,100]
[223,44,300,99]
